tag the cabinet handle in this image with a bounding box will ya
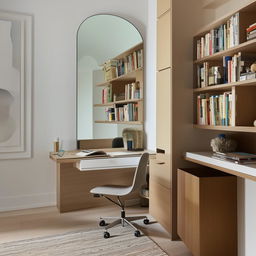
[156,148,165,154]
[156,161,165,165]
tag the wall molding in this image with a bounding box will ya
[0,193,56,212]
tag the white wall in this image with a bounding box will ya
[0,0,151,211]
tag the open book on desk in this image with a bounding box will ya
[76,150,108,157]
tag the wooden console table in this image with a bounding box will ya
[50,149,154,213]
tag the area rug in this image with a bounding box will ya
[0,226,167,256]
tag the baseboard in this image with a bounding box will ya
[0,193,56,212]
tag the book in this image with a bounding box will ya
[213,152,256,163]
[76,150,108,157]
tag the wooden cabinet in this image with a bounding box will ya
[150,0,174,239]
[157,10,171,71]
[177,168,237,256]
[157,0,171,17]
[149,178,171,232]
[156,68,171,153]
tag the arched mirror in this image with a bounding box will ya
[77,14,144,145]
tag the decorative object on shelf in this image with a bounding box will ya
[253,120,256,127]
[53,137,60,152]
[210,134,237,153]
[122,128,143,151]
[250,63,256,72]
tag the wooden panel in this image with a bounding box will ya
[177,169,200,255]
[235,86,256,126]
[157,0,171,18]
[150,154,171,188]
[77,139,113,149]
[57,163,137,212]
[149,179,171,233]
[177,168,237,256]
[156,68,171,153]
[200,176,237,256]
[157,10,171,71]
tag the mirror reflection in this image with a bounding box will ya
[77,14,143,141]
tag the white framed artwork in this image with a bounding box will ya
[0,11,32,159]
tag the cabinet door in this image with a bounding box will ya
[150,154,171,188]
[177,169,200,256]
[156,68,171,154]
[157,10,171,71]
[149,179,171,232]
[157,0,171,18]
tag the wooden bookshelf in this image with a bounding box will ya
[96,67,142,87]
[193,3,256,133]
[95,121,143,125]
[194,124,256,133]
[193,78,256,92]
[194,38,256,64]
[94,43,144,124]
[94,98,143,107]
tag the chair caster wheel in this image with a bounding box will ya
[104,231,110,239]
[143,218,149,225]
[99,220,106,226]
[134,230,141,237]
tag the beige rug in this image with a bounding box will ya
[0,227,167,256]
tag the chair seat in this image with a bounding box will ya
[90,185,132,196]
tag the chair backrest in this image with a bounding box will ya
[130,153,149,193]
[112,137,124,148]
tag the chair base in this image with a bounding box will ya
[99,212,149,238]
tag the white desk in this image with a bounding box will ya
[50,149,154,212]
[185,152,256,182]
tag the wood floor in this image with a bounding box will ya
[0,205,192,256]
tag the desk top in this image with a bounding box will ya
[50,148,155,163]
[185,152,256,182]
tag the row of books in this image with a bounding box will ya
[196,13,239,59]
[102,85,112,104]
[197,62,222,87]
[116,49,143,77]
[125,82,142,100]
[197,52,256,87]
[106,103,139,122]
[246,22,256,41]
[197,92,233,126]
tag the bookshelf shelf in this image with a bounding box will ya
[193,78,256,92]
[194,124,256,133]
[94,98,143,107]
[94,43,144,124]
[96,68,143,87]
[194,38,256,64]
[95,121,143,125]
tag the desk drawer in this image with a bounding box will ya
[76,156,140,171]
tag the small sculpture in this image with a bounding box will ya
[210,134,237,153]
[250,63,256,73]
[254,120,256,127]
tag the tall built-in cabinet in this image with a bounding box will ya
[149,0,175,238]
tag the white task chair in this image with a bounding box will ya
[90,152,150,239]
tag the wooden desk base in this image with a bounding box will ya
[57,162,138,213]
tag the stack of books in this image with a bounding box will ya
[102,85,112,103]
[212,152,256,164]
[125,82,142,100]
[197,53,256,88]
[196,13,239,59]
[197,92,233,126]
[106,103,139,122]
[116,48,143,77]
[246,22,256,41]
